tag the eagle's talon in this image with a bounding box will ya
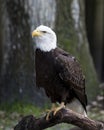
[46,103,56,120]
[46,112,51,120]
[53,102,65,115]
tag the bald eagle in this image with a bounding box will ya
[32,25,87,120]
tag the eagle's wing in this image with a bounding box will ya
[54,48,87,109]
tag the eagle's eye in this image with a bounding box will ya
[42,31,47,33]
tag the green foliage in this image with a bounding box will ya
[88,107,104,121]
[0,102,42,116]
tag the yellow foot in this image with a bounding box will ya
[46,103,56,120]
[46,102,65,120]
[53,102,65,115]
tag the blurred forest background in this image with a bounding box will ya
[0,0,104,130]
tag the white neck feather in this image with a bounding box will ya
[36,40,57,52]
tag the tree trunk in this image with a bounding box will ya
[0,0,47,105]
[85,0,104,81]
[0,0,4,75]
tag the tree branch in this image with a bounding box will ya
[14,108,104,130]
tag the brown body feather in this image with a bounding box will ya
[35,47,87,111]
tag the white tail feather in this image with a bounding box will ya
[66,98,87,117]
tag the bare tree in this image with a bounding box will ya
[14,108,104,130]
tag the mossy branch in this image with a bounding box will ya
[14,108,104,130]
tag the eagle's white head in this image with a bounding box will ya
[32,25,57,52]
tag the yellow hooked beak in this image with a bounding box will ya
[32,30,42,37]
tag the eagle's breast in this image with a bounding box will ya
[35,49,57,87]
